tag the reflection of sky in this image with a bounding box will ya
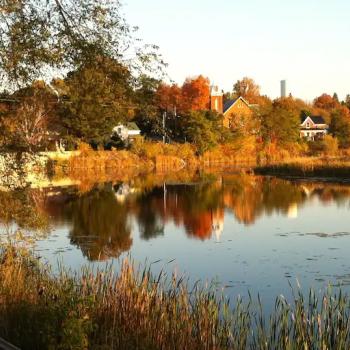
[34,194,350,312]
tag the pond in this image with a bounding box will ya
[2,172,350,310]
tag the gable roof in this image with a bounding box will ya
[223,99,237,113]
[301,115,326,125]
[223,96,250,114]
[126,122,140,131]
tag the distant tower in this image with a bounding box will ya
[280,80,287,98]
[210,85,223,114]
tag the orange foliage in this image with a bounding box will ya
[184,212,213,240]
[233,77,261,104]
[181,75,210,112]
[313,93,339,110]
[156,83,182,111]
[155,75,210,114]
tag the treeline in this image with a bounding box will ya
[1,1,350,158]
[2,75,350,158]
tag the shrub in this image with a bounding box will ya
[322,135,338,156]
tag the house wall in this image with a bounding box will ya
[300,129,327,141]
[128,130,141,136]
[223,100,253,129]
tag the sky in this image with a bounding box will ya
[123,0,350,101]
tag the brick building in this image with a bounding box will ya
[210,86,253,128]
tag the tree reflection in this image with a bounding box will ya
[7,175,350,259]
[135,195,164,240]
[65,184,132,261]
[0,189,49,233]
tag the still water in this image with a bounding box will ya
[4,172,350,307]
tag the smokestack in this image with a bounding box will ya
[280,80,286,98]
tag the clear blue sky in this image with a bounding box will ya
[123,0,350,101]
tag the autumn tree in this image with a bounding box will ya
[233,77,260,104]
[181,75,210,112]
[156,83,182,112]
[0,81,59,151]
[329,107,350,148]
[313,93,339,110]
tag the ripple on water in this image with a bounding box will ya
[301,232,350,238]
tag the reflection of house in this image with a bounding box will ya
[287,202,298,219]
[112,122,141,142]
[114,183,139,203]
[300,115,328,141]
[211,208,224,241]
[210,86,253,129]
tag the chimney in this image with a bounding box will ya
[280,80,287,98]
[210,85,223,114]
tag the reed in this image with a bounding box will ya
[1,247,350,349]
[256,157,350,179]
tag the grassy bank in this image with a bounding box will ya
[1,247,350,349]
[255,157,350,179]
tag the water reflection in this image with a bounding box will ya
[65,184,132,260]
[2,174,350,261]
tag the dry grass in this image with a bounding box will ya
[256,156,350,178]
[1,247,350,349]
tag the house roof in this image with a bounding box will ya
[223,96,250,114]
[223,99,237,113]
[126,122,140,131]
[301,115,326,125]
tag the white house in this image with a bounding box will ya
[112,122,141,142]
[300,115,328,141]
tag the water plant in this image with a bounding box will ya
[1,247,350,349]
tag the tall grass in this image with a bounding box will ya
[1,247,350,349]
[256,157,350,179]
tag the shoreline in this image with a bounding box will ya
[2,150,350,190]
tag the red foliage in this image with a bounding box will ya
[155,75,210,114]
[313,93,339,110]
[181,75,210,112]
[156,83,182,111]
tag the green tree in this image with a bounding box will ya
[260,98,300,145]
[333,92,339,103]
[66,185,132,261]
[0,0,164,88]
[59,56,133,145]
[133,75,162,137]
[345,94,350,109]
[330,107,350,148]
[182,110,222,155]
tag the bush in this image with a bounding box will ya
[322,135,338,156]
[307,136,338,156]
[131,140,197,165]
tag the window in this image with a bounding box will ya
[215,99,218,111]
[306,122,310,128]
